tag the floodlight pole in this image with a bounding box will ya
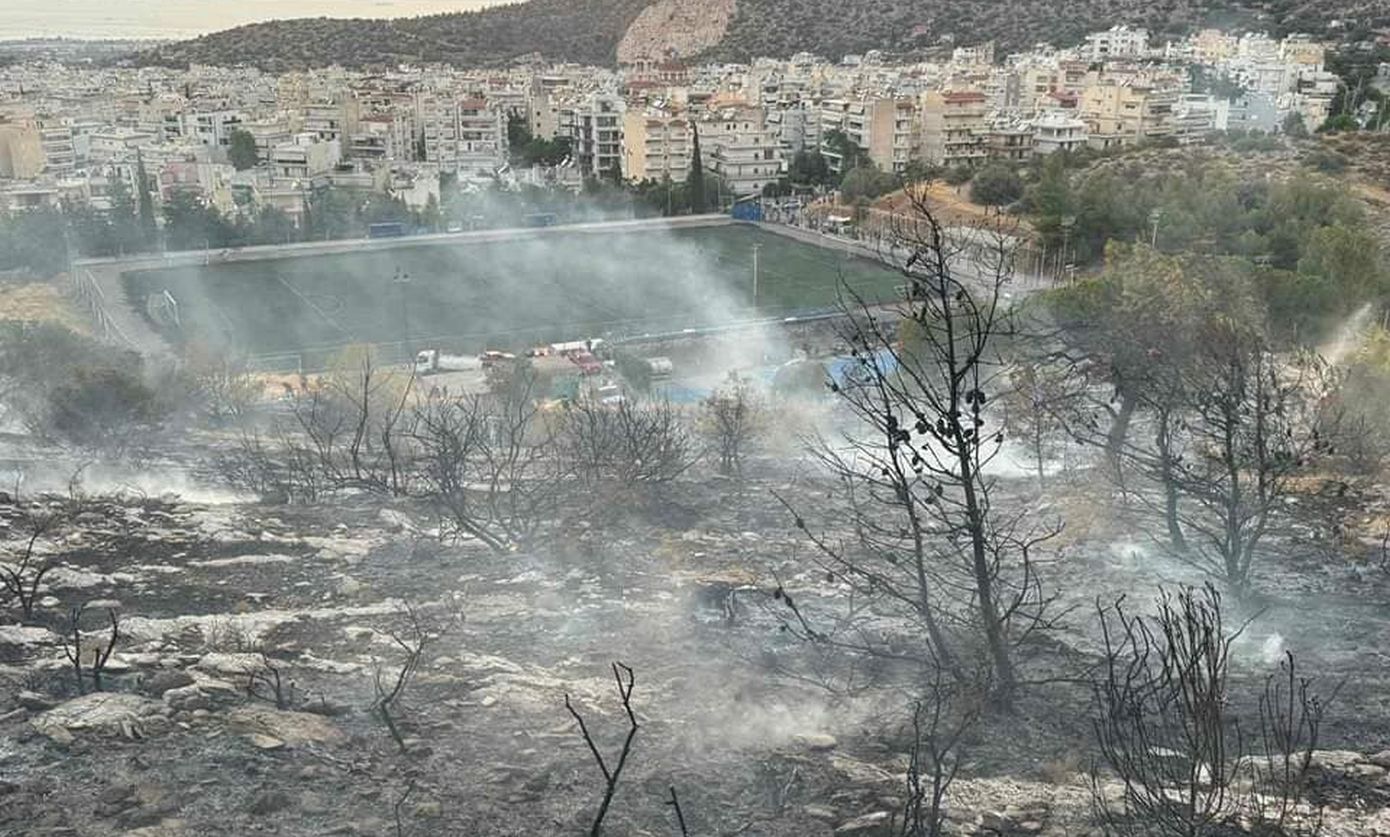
[752,242,761,306]
[393,268,412,365]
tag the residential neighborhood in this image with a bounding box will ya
[0,27,1358,234]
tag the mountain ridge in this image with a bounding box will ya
[133,0,1362,70]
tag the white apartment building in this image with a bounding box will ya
[38,122,77,174]
[1032,111,1088,154]
[420,95,507,181]
[1083,26,1151,61]
[699,104,783,196]
[270,135,341,181]
[184,109,244,149]
[567,92,623,180]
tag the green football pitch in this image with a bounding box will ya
[122,224,903,361]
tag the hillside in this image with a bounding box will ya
[134,0,1374,70]
[135,0,653,71]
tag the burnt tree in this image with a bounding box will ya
[782,192,1060,705]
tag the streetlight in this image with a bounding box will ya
[392,267,412,366]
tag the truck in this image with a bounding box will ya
[414,349,482,376]
[644,356,675,379]
[567,350,603,376]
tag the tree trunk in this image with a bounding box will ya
[1157,409,1187,553]
[959,453,1015,705]
[1105,391,1137,478]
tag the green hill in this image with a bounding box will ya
[134,0,1378,70]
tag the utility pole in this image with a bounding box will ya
[1059,215,1076,282]
[393,268,412,366]
[752,242,762,306]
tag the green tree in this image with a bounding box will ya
[969,162,1024,209]
[0,209,67,276]
[788,149,831,186]
[1318,114,1360,133]
[839,164,896,202]
[687,124,707,214]
[107,176,145,255]
[227,128,259,170]
[822,129,866,172]
[135,152,158,250]
[1281,111,1309,138]
[162,191,233,252]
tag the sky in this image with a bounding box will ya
[0,0,510,41]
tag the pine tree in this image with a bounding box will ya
[687,123,706,214]
[136,152,158,250]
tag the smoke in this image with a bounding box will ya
[0,455,249,505]
[1320,301,1375,367]
[120,220,838,379]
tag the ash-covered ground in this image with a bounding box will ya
[3,428,1390,837]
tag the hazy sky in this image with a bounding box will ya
[1,0,510,41]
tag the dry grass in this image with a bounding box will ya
[0,280,89,333]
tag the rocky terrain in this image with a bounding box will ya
[4,428,1390,836]
[616,0,737,65]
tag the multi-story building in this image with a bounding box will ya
[1032,110,1088,154]
[38,122,77,175]
[1293,69,1340,128]
[1228,91,1279,133]
[1083,26,1150,61]
[819,96,916,174]
[621,107,691,183]
[270,135,341,181]
[349,114,412,161]
[1173,95,1221,144]
[184,109,244,149]
[699,103,783,196]
[568,92,623,180]
[1079,81,1177,148]
[919,90,988,166]
[299,97,361,144]
[420,95,507,180]
[983,121,1034,161]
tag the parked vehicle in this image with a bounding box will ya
[478,350,518,368]
[568,350,603,376]
[644,356,675,378]
[414,349,482,375]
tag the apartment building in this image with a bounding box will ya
[567,92,623,180]
[270,135,341,181]
[983,121,1034,161]
[299,97,361,144]
[819,97,916,174]
[920,90,988,167]
[1079,81,1177,149]
[138,95,188,143]
[349,114,412,161]
[621,107,691,183]
[38,122,77,175]
[420,95,507,180]
[1083,26,1150,61]
[699,103,783,196]
[1033,110,1088,154]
